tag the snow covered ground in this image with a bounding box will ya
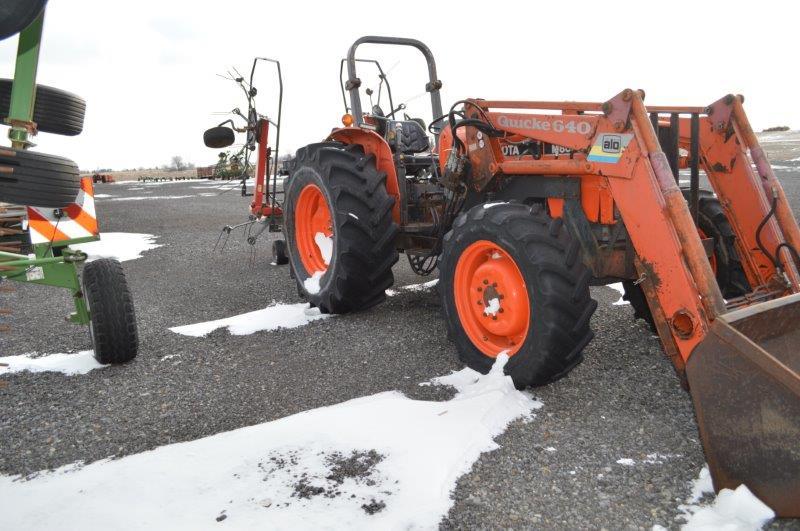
[0,350,105,376]
[0,355,541,530]
[169,302,328,337]
[385,278,439,296]
[606,282,629,306]
[652,466,775,531]
[72,233,161,262]
[100,195,195,202]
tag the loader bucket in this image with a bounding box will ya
[686,292,800,516]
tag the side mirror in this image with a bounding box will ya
[203,126,235,148]
[0,0,47,41]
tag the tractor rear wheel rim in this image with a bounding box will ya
[453,240,530,357]
[295,184,333,274]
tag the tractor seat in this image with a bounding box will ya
[387,119,430,154]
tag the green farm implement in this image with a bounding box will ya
[0,1,138,364]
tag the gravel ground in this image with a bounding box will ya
[2,135,800,529]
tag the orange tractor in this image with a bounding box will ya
[271,36,800,515]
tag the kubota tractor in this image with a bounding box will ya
[278,36,799,515]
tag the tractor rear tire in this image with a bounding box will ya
[284,142,399,313]
[693,190,750,298]
[82,258,139,365]
[624,191,749,331]
[0,147,80,207]
[440,202,597,388]
[0,79,86,136]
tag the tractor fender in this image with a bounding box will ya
[327,127,401,224]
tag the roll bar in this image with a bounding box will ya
[345,36,443,125]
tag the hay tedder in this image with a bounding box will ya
[203,57,287,261]
[206,36,800,515]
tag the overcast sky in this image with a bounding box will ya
[1,0,798,171]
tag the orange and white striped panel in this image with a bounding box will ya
[26,177,99,244]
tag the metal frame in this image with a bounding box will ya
[344,36,443,126]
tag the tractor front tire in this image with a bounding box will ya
[284,142,399,313]
[440,203,597,388]
[82,258,139,365]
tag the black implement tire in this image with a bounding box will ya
[82,258,138,365]
[440,203,597,388]
[0,147,80,207]
[203,126,235,149]
[624,191,749,331]
[0,79,85,136]
[285,142,399,313]
[272,239,288,265]
[0,0,47,41]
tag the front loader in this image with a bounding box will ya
[278,36,799,516]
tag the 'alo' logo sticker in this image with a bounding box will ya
[588,133,633,163]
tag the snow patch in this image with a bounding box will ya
[615,453,680,466]
[314,232,333,266]
[386,279,439,296]
[115,179,212,187]
[642,452,680,465]
[303,271,325,295]
[688,465,714,503]
[0,350,105,376]
[653,465,775,531]
[0,355,541,530]
[103,195,194,202]
[681,485,774,530]
[93,193,112,198]
[72,233,161,262]
[606,282,630,306]
[483,297,501,316]
[170,302,327,337]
